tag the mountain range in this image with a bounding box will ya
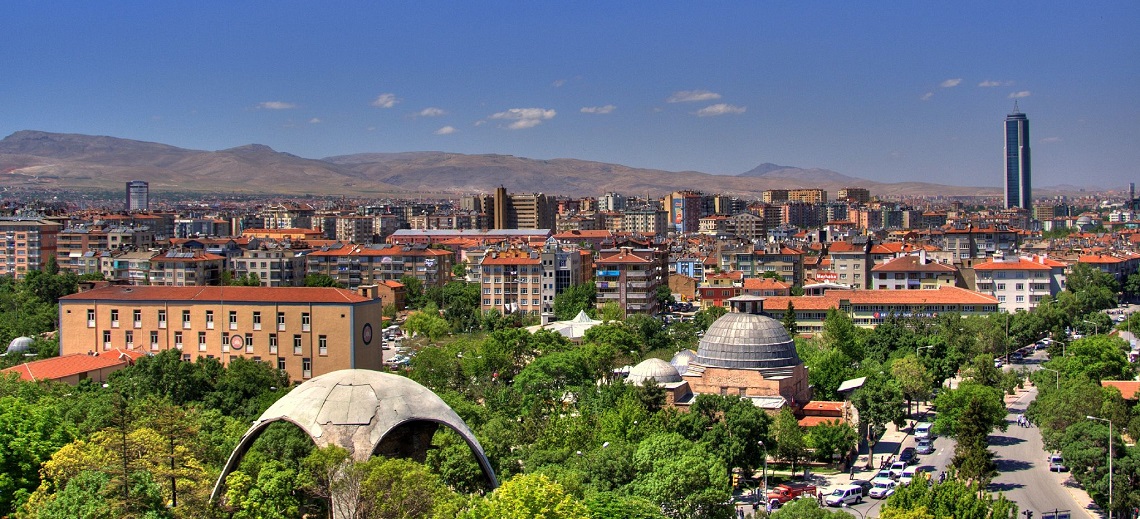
[0,130,1003,198]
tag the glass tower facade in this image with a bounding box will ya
[126,180,149,212]
[1004,109,1031,210]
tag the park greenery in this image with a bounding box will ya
[0,255,1135,518]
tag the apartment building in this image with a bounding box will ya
[232,248,307,287]
[260,203,315,230]
[788,189,827,204]
[870,252,958,290]
[58,285,384,382]
[0,218,61,279]
[826,240,895,289]
[943,225,1021,263]
[479,248,544,315]
[973,254,1064,313]
[306,243,453,289]
[622,208,669,235]
[717,244,806,286]
[149,250,226,286]
[837,188,871,204]
[595,246,667,315]
[335,215,375,244]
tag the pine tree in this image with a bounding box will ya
[782,301,798,336]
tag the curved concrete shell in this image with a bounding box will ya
[210,369,497,503]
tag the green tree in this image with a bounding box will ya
[460,473,588,519]
[303,273,344,288]
[882,477,1017,519]
[773,407,806,477]
[932,382,1007,439]
[628,432,731,519]
[950,395,998,485]
[30,470,115,519]
[1123,271,1140,299]
[851,371,905,466]
[399,275,425,309]
[891,355,933,416]
[225,462,301,519]
[553,282,597,321]
[655,285,675,308]
[1048,335,1131,383]
[770,498,855,518]
[806,419,858,465]
[404,303,452,342]
[584,492,667,519]
[1065,262,1119,313]
[822,308,860,360]
[782,301,798,336]
[0,396,77,515]
[692,305,727,331]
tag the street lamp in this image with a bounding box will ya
[758,440,768,501]
[1086,415,1113,519]
[916,345,934,356]
[1038,367,1060,390]
[842,503,866,519]
[1082,319,1099,336]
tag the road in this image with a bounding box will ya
[990,384,1088,518]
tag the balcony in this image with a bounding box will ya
[596,270,620,277]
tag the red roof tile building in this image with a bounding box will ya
[759,286,999,333]
[973,254,1066,313]
[2,349,145,384]
[595,246,667,316]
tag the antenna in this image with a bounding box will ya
[1012,100,1020,114]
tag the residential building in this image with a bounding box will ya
[101,250,157,285]
[479,248,543,315]
[149,249,226,286]
[58,285,385,382]
[870,252,958,290]
[663,190,705,234]
[826,240,894,289]
[595,246,667,315]
[539,239,588,313]
[306,243,453,290]
[973,254,1063,313]
[788,189,827,204]
[126,180,149,212]
[742,278,791,296]
[0,218,61,279]
[837,188,870,204]
[232,248,307,287]
[260,203,315,230]
[698,271,743,308]
[762,190,789,203]
[943,225,1021,263]
[622,208,669,235]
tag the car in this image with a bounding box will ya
[914,422,935,440]
[1010,352,1023,363]
[889,461,908,479]
[1035,342,1048,350]
[899,447,917,465]
[1048,454,1067,472]
[849,479,873,497]
[824,485,864,507]
[868,478,896,499]
[916,439,934,455]
[875,469,892,481]
[899,466,922,485]
[994,358,1004,368]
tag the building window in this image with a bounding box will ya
[997,295,1006,303]
[302,358,312,379]
[319,335,327,356]
[245,333,254,353]
[205,310,214,329]
[277,312,286,331]
[997,283,1006,290]
[302,313,310,332]
[150,331,158,351]
[221,333,230,352]
[158,310,167,328]
[229,311,238,330]
[277,357,286,371]
[174,331,183,350]
[123,331,134,348]
[294,335,302,355]
[133,309,142,328]
[182,310,191,329]
[253,311,262,331]
[110,310,119,328]
[1015,283,1024,291]
[198,331,207,351]
[269,334,278,355]
[1015,295,1025,303]
[102,330,111,350]
[87,309,96,328]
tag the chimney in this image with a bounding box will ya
[358,284,379,299]
[541,312,552,326]
[918,248,927,264]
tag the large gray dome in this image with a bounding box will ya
[694,312,801,369]
[627,358,682,385]
[670,349,698,374]
[6,337,33,354]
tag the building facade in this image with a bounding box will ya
[1004,107,1032,210]
[126,181,149,212]
[595,247,667,315]
[58,285,384,382]
[0,218,61,279]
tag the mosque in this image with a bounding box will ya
[627,295,849,425]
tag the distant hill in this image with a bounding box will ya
[0,130,1003,198]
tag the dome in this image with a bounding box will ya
[627,358,682,385]
[6,337,33,354]
[212,369,497,503]
[1076,215,1093,226]
[670,349,698,374]
[694,312,801,369]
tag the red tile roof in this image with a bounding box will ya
[2,350,141,382]
[1079,255,1124,264]
[742,278,790,290]
[61,285,372,304]
[482,256,540,265]
[1101,381,1140,400]
[974,258,1052,271]
[761,286,998,311]
[871,256,957,273]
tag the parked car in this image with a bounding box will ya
[849,479,872,497]
[875,469,892,481]
[899,466,923,485]
[1048,454,1067,472]
[889,461,908,479]
[825,485,864,507]
[916,439,934,455]
[766,482,817,506]
[1010,352,1023,363]
[868,478,896,499]
[899,447,917,465]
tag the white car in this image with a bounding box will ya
[824,485,864,507]
[899,466,921,485]
[889,461,908,479]
[868,478,896,499]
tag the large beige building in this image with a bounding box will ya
[58,285,385,382]
[479,248,544,315]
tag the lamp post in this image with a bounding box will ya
[758,440,768,501]
[1082,319,1099,336]
[1086,415,1113,519]
[1038,367,1060,390]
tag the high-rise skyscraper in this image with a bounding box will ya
[1004,104,1031,210]
[126,180,149,212]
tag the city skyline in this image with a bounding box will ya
[3,2,1137,189]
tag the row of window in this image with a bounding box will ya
[89,308,311,331]
[101,330,330,356]
[483,298,542,306]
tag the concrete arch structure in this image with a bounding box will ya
[210,369,497,504]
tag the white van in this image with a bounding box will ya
[824,484,863,507]
[914,422,934,440]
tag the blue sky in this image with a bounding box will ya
[3,2,1137,189]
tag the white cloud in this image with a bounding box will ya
[552,79,567,87]
[1008,91,1031,98]
[488,108,556,129]
[694,103,746,117]
[257,101,296,110]
[308,117,321,124]
[371,93,400,108]
[978,80,1013,87]
[1040,136,1062,143]
[668,90,722,103]
[416,107,446,117]
[920,92,934,101]
[434,126,457,135]
[580,105,616,114]
[940,78,962,88]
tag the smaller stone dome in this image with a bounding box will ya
[627,358,682,385]
[670,349,698,374]
[6,337,33,355]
